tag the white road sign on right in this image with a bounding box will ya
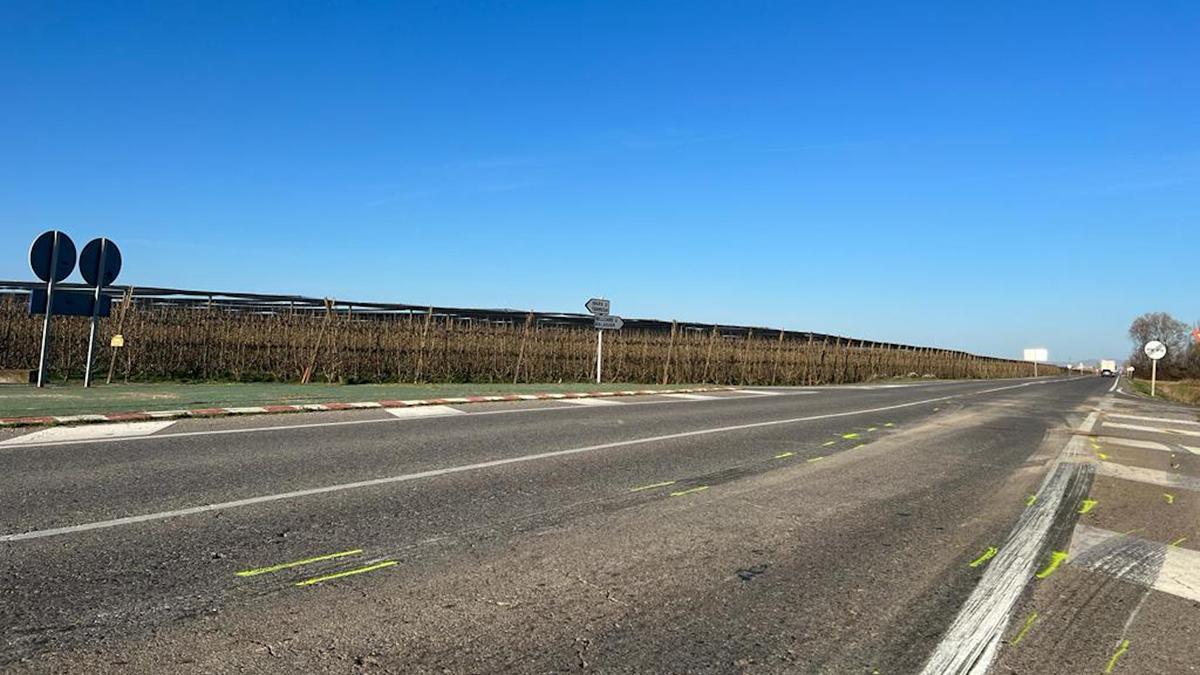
[1144,340,1167,361]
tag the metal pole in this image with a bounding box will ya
[36,232,60,388]
[1033,361,1038,378]
[1151,360,1157,397]
[84,238,109,387]
[595,330,603,383]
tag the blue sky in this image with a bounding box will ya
[2,1,1197,362]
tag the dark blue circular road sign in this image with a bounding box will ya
[79,238,123,287]
[28,230,77,283]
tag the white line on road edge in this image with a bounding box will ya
[383,405,465,419]
[561,398,624,406]
[0,379,1059,543]
[919,411,1098,675]
[662,393,720,400]
[0,420,177,447]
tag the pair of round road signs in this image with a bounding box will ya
[29,230,122,287]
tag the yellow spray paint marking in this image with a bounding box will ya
[1170,536,1187,547]
[774,452,795,459]
[1163,493,1175,505]
[841,432,860,440]
[1011,611,1039,646]
[867,427,878,432]
[1096,452,1109,460]
[629,480,676,492]
[884,422,895,427]
[968,546,998,568]
[1025,494,1038,506]
[235,548,364,578]
[821,440,837,447]
[1104,639,1130,674]
[670,485,709,497]
[1035,551,1068,579]
[1078,499,1098,515]
[295,560,398,587]
[807,456,825,463]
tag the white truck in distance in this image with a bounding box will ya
[1099,359,1117,377]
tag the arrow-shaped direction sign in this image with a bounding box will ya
[594,315,624,330]
[585,298,610,316]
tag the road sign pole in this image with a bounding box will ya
[595,330,603,383]
[83,238,109,388]
[35,232,61,388]
[1151,359,1157,398]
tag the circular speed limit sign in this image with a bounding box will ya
[1144,340,1167,361]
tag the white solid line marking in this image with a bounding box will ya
[1106,413,1200,427]
[1068,524,1200,603]
[0,420,177,447]
[1184,445,1200,456]
[1103,421,1200,438]
[0,379,1053,542]
[561,398,623,406]
[662,393,719,400]
[920,412,1098,675]
[732,389,783,396]
[1095,462,1200,493]
[383,405,464,419]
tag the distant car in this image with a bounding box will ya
[1100,368,1115,377]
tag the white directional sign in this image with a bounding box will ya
[1144,340,1167,361]
[594,315,624,330]
[585,298,610,316]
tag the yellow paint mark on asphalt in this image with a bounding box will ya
[670,485,709,497]
[841,432,860,440]
[822,440,837,447]
[1163,493,1175,505]
[1011,611,1039,646]
[867,427,878,432]
[774,452,795,459]
[807,456,825,463]
[629,480,676,492]
[1096,452,1109,460]
[1170,536,1187,547]
[235,549,364,578]
[1104,639,1130,674]
[884,422,895,427]
[295,560,398,587]
[1025,494,1037,506]
[968,546,998,568]
[1035,551,1068,579]
[1078,499,1098,515]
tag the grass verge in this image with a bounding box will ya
[1129,378,1200,406]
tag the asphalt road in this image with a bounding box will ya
[0,377,1138,673]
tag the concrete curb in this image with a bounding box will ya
[0,386,736,428]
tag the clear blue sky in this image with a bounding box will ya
[2,1,1197,362]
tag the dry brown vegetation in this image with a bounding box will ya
[0,297,1063,385]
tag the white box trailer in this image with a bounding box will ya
[1099,359,1117,377]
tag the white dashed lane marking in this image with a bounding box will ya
[0,420,178,447]
[1102,421,1200,438]
[1106,413,1200,427]
[383,405,465,419]
[1096,462,1200,493]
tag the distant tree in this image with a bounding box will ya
[1127,312,1188,378]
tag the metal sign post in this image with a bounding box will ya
[1022,347,1048,378]
[1144,340,1167,397]
[586,298,623,383]
[29,231,77,388]
[79,238,123,387]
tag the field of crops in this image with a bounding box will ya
[0,297,1063,385]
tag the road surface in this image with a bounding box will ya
[1,377,1196,673]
